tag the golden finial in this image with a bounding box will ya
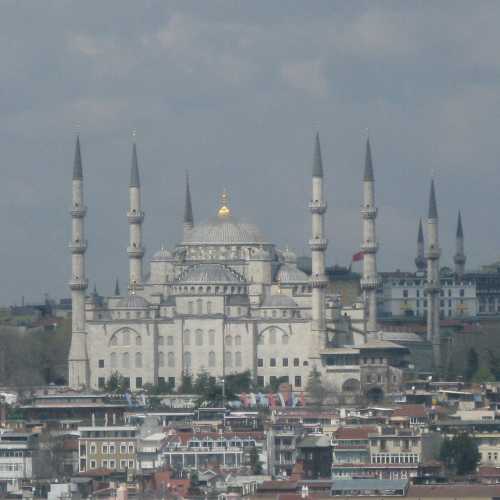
[218,189,231,218]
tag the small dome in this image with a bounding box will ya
[282,248,297,263]
[176,263,246,284]
[152,246,173,261]
[276,263,309,283]
[262,294,298,308]
[118,294,150,308]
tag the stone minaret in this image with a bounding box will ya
[415,218,426,272]
[360,138,381,334]
[454,211,466,279]
[184,172,194,237]
[425,179,441,373]
[68,136,89,388]
[127,141,145,288]
[309,133,328,347]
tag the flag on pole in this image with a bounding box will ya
[352,251,364,262]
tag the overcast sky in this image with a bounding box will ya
[2,0,500,305]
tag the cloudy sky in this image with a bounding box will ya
[1,0,500,305]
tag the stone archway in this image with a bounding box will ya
[342,378,361,394]
[366,386,384,403]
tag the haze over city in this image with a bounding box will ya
[1,1,499,304]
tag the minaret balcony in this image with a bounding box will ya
[454,254,466,265]
[309,200,327,214]
[361,277,381,290]
[70,206,87,218]
[127,209,145,224]
[360,206,377,219]
[309,238,328,251]
[127,245,145,258]
[69,239,87,254]
[426,248,441,259]
[69,278,88,291]
[310,274,328,288]
[361,242,378,253]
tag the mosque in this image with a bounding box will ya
[68,134,416,400]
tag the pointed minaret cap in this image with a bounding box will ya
[73,136,83,180]
[312,132,323,178]
[114,278,120,296]
[184,172,194,226]
[456,210,463,238]
[428,179,438,219]
[130,142,140,188]
[418,218,424,243]
[363,138,374,181]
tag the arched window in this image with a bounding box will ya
[208,351,216,367]
[257,335,264,345]
[110,352,117,368]
[235,351,242,367]
[184,352,192,370]
[122,352,129,369]
[282,334,289,345]
[111,336,117,346]
[195,329,203,346]
[135,352,142,368]
[272,310,277,318]
[269,328,276,344]
[226,352,232,368]
[196,299,203,315]
[123,331,130,345]
[135,335,142,346]
[209,330,215,346]
[159,352,165,367]
[207,301,212,314]
[225,336,232,347]
[168,352,175,368]
[184,330,191,346]
[188,301,193,314]
[235,335,242,346]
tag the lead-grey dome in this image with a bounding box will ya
[262,294,298,308]
[152,247,173,261]
[118,294,150,308]
[182,216,267,245]
[275,263,309,283]
[176,263,246,284]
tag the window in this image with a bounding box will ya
[235,351,242,367]
[226,352,232,368]
[168,377,175,387]
[237,306,242,315]
[235,335,242,346]
[123,331,130,345]
[109,460,115,469]
[195,329,203,346]
[128,460,134,469]
[295,376,302,387]
[98,359,104,368]
[283,358,288,367]
[158,376,165,385]
[403,290,408,298]
[159,352,165,367]
[158,336,165,346]
[184,330,191,345]
[184,352,192,370]
[272,310,277,318]
[460,289,465,297]
[124,377,130,388]
[167,335,174,346]
[225,335,232,346]
[197,299,203,315]
[102,444,108,454]
[90,460,97,469]
[270,358,276,367]
[135,352,142,368]
[208,351,216,367]
[207,301,212,314]
[293,358,300,367]
[120,459,127,469]
[188,301,193,314]
[98,377,105,389]
[282,334,289,345]
[111,336,117,346]
[257,358,263,367]
[135,335,142,346]
[168,352,175,368]
[128,444,134,453]
[109,445,115,454]
[257,376,264,387]
[136,377,142,389]
[269,328,276,344]
[122,352,130,368]
[209,330,215,346]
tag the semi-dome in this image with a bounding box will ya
[176,263,246,284]
[262,294,298,308]
[118,294,150,308]
[183,216,267,245]
[275,263,309,283]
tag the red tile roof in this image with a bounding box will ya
[392,404,427,418]
[408,484,500,497]
[334,426,377,440]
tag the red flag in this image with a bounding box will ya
[352,251,364,262]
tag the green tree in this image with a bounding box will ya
[225,371,253,395]
[464,348,479,382]
[177,373,193,394]
[306,367,326,407]
[249,445,263,474]
[439,433,480,475]
[472,365,495,384]
[105,371,128,393]
[487,349,500,381]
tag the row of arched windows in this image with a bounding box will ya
[183,329,216,346]
[110,331,142,347]
[226,351,242,368]
[173,285,247,295]
[187,299,213,315]
[110,352,142,369]
[225,335,242,346]
[257,328,289,345]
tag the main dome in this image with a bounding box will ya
[183,216,268,245]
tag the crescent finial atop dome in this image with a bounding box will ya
[218,189,231,218]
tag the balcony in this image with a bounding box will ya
[127,209,145,224]
[309,200,327,214]
[127,245,145,258]
[70,206,87,218]
[309,238,328,251]
[69,278,89,291]
[360,206,377,219]
[69,239,87,254]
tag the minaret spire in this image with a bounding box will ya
[309,132,328,350]
[425,178,441,374]
[184,172,194,234]
[114,277,121,296]
[454,210,466,278]
[127,136,145,288]
[360,137,381,334]
[415,218,426,272]
[68,135,90,389]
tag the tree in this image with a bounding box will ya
[249,445,263,474]
[225,370,253,395]
[487,349,500,381]
[177,373,193,394]
[472,365,495,384]
[306,367,326,407]
[464,348,479,382]
[105,372,128,393]
[439,433,480,475]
